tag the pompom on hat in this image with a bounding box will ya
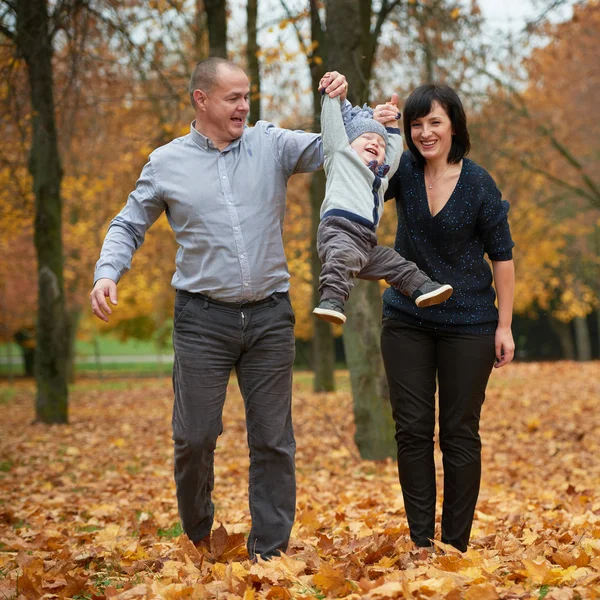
[344,104,388,145]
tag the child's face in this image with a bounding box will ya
[350,132,386,166]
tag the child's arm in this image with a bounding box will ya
[380,94,403,178]
[320,94,350,156]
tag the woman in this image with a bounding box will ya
[373,85,515,552]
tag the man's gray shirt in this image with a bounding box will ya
[94,119,336,303]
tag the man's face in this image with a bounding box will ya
[350,132,387,166]
[197,66,250,145]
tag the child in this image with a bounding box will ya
[313,94,453,325]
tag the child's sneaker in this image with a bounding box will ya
[412,281,453,308]
[313,299,346,324]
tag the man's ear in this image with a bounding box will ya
[193,89,207,111]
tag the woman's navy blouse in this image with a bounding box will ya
[383,151,514,334]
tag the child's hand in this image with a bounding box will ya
[373,93,401,127]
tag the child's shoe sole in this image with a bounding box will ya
[313,307,347,325]
[415,284,453,308]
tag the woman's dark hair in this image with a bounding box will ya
[403,84,470,168]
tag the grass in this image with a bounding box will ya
[0,336,173,359]
[0,387,17,404]
[0,361,173,379]
[0,460,14,473]
[157,522,183,539]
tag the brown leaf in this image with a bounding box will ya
[463,583,500,600]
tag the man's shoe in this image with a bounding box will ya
[412,281,453,308]
[194,534,211,555]
[313,298,346,324]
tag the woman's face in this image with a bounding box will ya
[409,101,453,163]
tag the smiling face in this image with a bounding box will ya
[193,65,250,147]
[409,101,454,163]
[350,132,387,166]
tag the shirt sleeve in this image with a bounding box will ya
[262,122,323,177]
[384,151,408,201]
[476,171,515,261]
[384,128,403,179]
[94,159,166,284]
[321,94,349,156]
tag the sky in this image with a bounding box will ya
[478,0,539,31]
[477,0,574,34]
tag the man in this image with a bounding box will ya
[90,58,348,560]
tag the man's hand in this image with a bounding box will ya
[90,278,118,322]
[373,93,401,126]
[318,71,348,102]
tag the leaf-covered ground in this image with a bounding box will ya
[1,362,599,599]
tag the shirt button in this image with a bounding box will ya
[222,176,227,180]
[234,227,239,231]
[244,283,249,287]
[240,254,244,259]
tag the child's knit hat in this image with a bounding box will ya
[345,117,388,146]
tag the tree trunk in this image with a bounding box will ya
[597,308,600,360]
[343,280,395,459]
[309,0,335,391]
[325,0,395,458]
[573,316,592,361]
[15,0,68,423]
[246,0,260,125]
[548,316,576,360]
[310,171,335,391]
[194,0,208,58]
[204,0,228,58]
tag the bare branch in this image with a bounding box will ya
[524,0,570,33]
[478,67,600,209]
[279,0,308,56]
[497,148,599,210]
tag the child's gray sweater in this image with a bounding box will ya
[320,95,402,231]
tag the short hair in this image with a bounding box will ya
[403,84,470,167]
[189,57,242,108]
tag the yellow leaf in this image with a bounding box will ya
[313,562,354,596]
[161,560,182,579]
[463,583,499,600]
[522,558,550,584]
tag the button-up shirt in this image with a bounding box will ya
[94,117,340,303]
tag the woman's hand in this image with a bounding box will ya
[373,93,401,127]
[494,326,515,368]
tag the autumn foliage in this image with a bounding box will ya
[1,2,598,357]
[1,362,599,599]
[473,1,600,325]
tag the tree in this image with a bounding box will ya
[1,0,70,422]
[472,1,600,360]
[278,0,336,391]
[323,0,399,459]
[247,0,261,124]
[205,0,228,57]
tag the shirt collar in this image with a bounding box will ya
[367,160,390,178]
[190,121,244,152]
